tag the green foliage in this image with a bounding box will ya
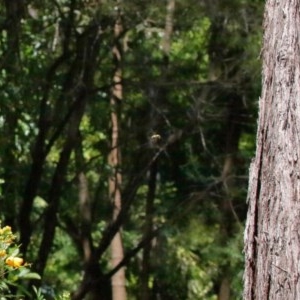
[0,224,41,299]
[32,286,46,300]
[0,0,264,298]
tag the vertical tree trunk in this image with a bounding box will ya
[218,278,230,300]
[206,7,247,299]
[35,96,87,277]
[162,0,175,57]
[244,1,300,299]
[139,160,158,300]
[2,0,24,228]
[34,20,101,278]
[139,1,175,298]
[218,94,244,300]
[109,12,127,300]
[75,138,93,263]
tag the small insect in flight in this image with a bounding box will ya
[150,133,162,145]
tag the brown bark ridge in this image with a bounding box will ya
[244,1,300,299]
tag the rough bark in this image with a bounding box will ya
[244,1,300,299]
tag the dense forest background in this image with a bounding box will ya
[0,0,264,299]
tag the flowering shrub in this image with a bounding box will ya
[0,223,40,298]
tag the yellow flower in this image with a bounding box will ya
[5,256,24,268]
[0,250,6,257]
[2,226,11,232]
[5,238,14,244]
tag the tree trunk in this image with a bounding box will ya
[35,96,87,277]
[139,2,175,299]
[244,1,300,299]
[2,0,24,229]
[139,159,157,300]
[109,12,127,300]
[33,20,101,279]
[218,277,230,300]
[75,137,93,263]
[218,93,244,300]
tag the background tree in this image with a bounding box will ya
[108,7,127,300]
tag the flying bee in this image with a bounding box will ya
[150,133,161,143]
[150,133,162,147]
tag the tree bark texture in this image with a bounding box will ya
[244,1,300,299]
